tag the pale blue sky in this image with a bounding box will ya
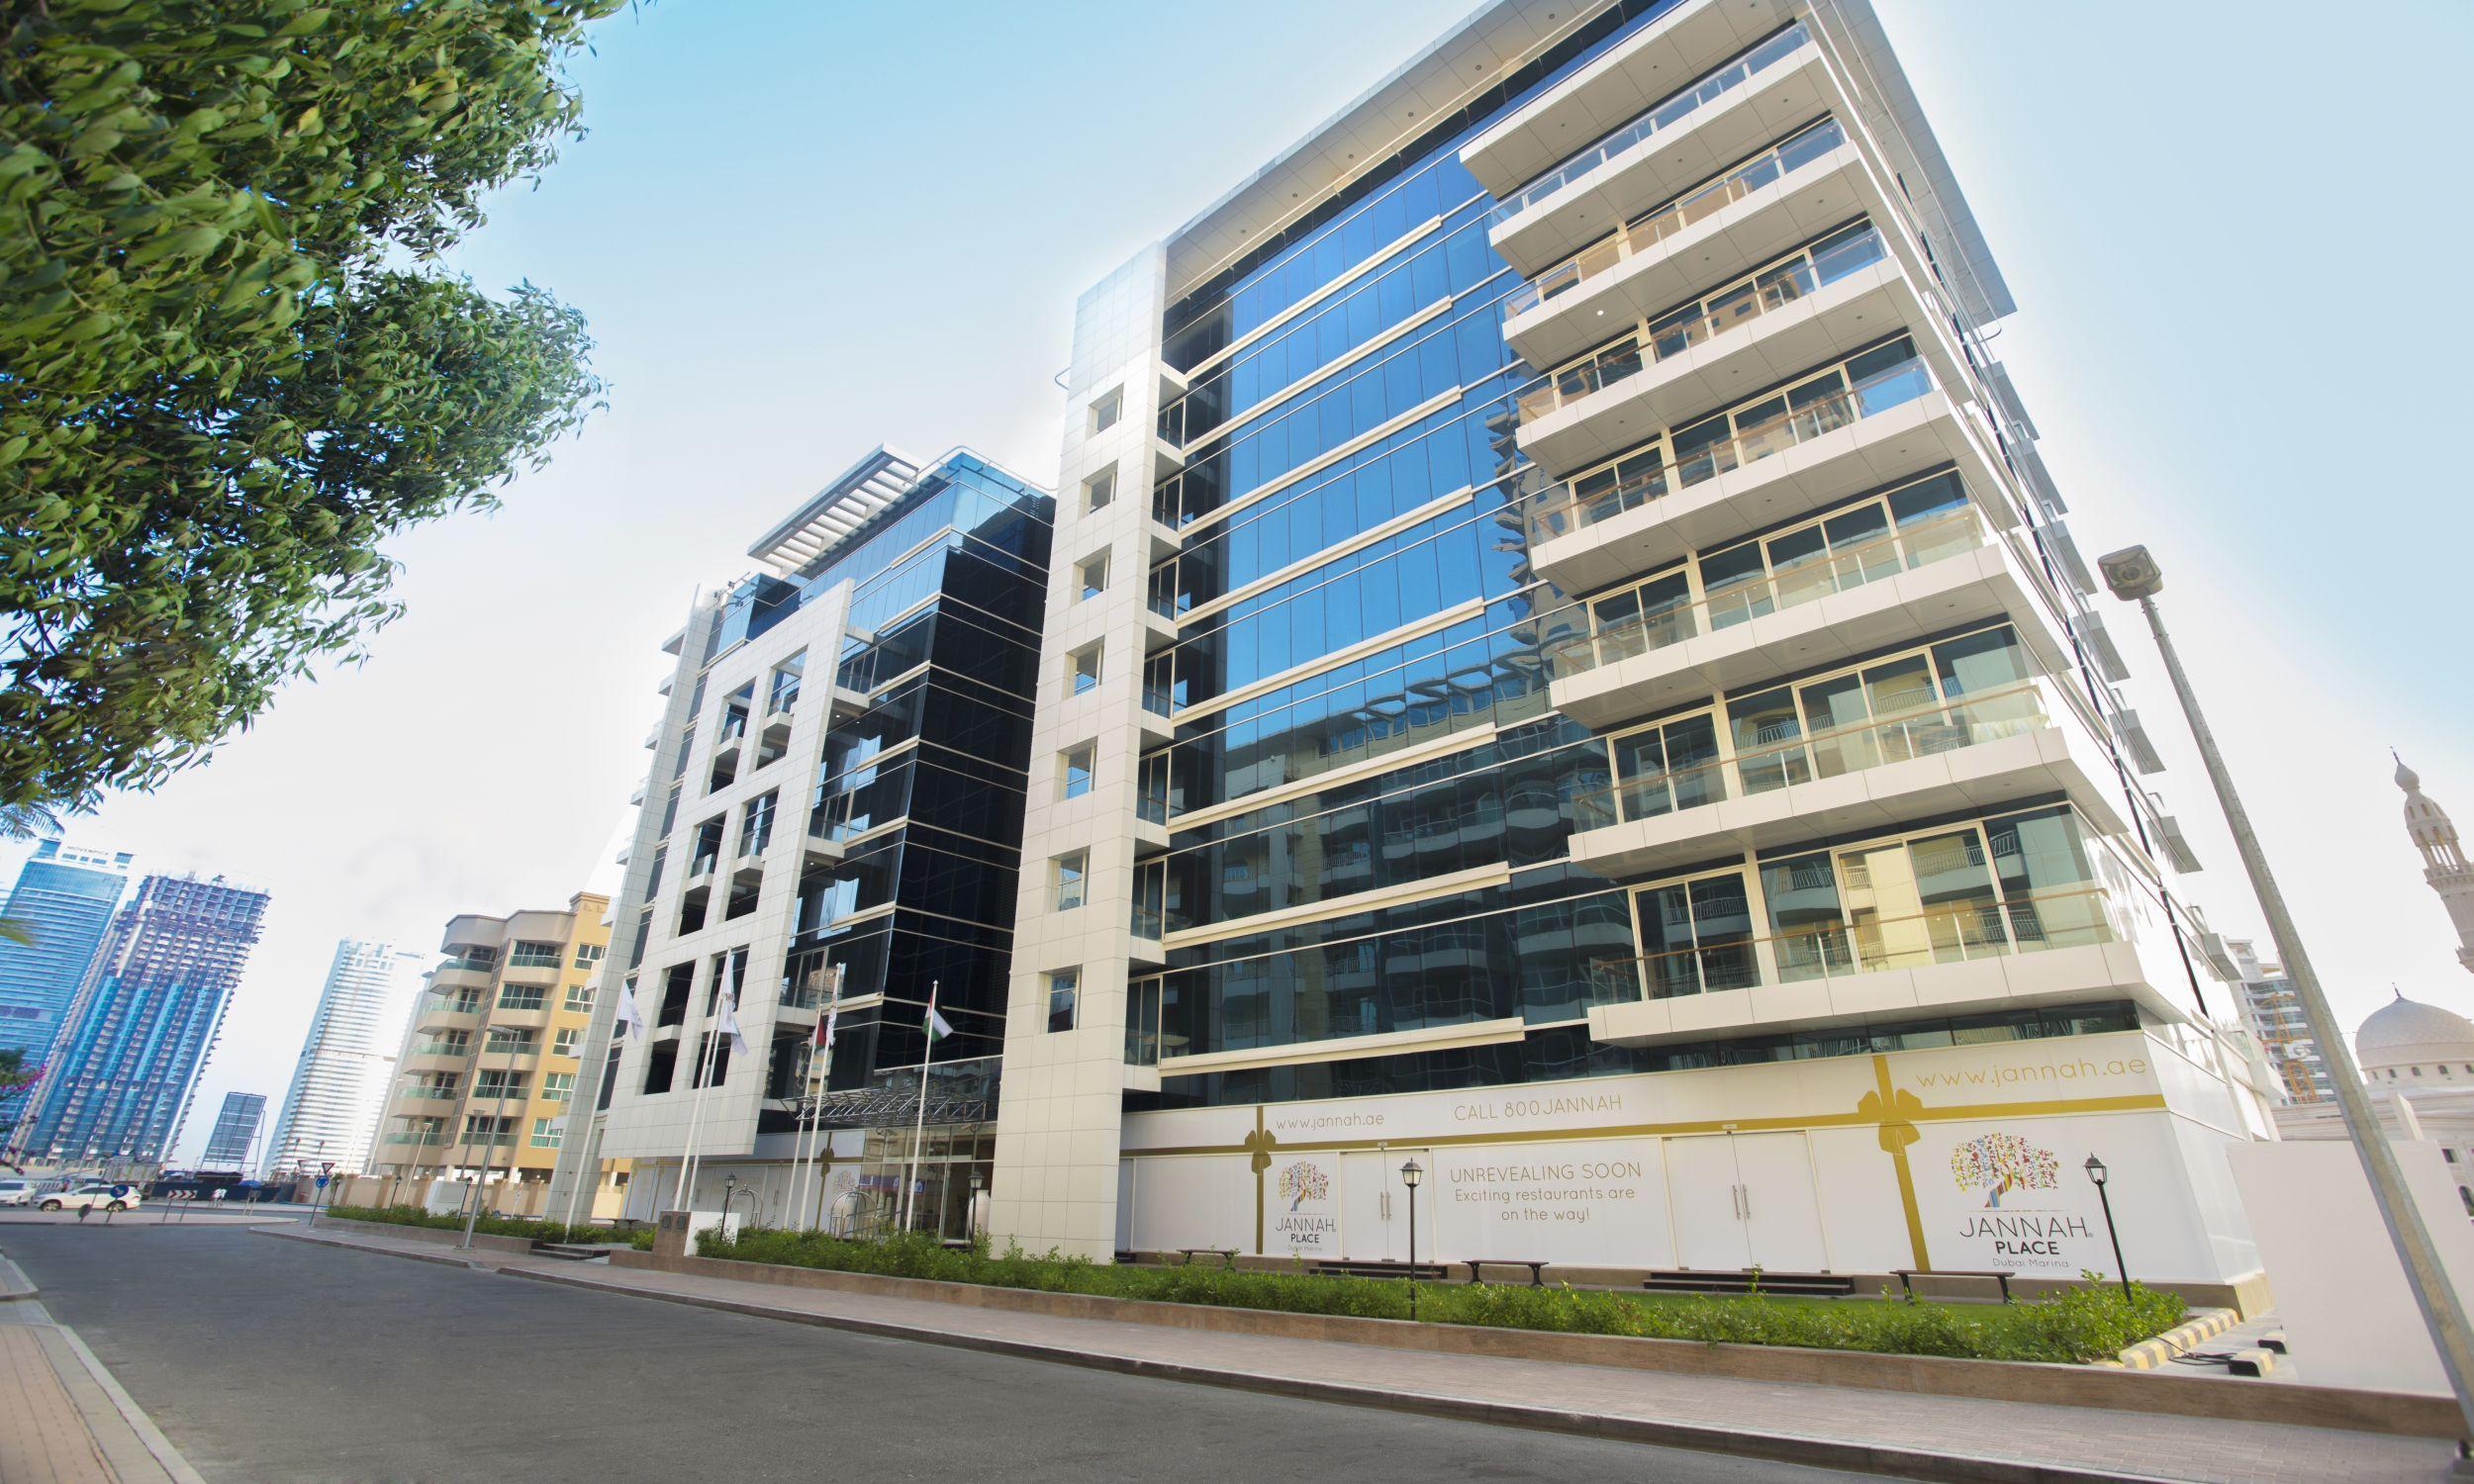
[13,1,2471,1159]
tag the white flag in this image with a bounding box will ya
[612,977,643,1041]
[716,956,749,1057]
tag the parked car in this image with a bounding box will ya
[0,1177,38,1207]
[39,1182,136,1213]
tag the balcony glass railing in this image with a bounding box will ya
[1574,680,2054,831]
[1546,506,1987,677]
[1494,23,1813,226]
[1517,223,1889,426]
[397,1086,461,1101]
[1584,884,2121,1002]
[1505,118,1849,320]
[408,1040,470,1058]
[1525,348,1935,547]
[385,1132,448,1147]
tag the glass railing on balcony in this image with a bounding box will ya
[397,1085,461,1101]
[1574,680,2055,832]
[1505,118,1849,321]
[1516,223,1890,426]
[767,684,801,717]
[408,1040,471,1058]
[1584,884,2120,1002]
[1524,345,1935,546]
[1130,901,1165,939]
[1136,785,1171,826]
[1494,23,1813,226]
[457,1131,519,1148]
[385,1132,448,1147]
[1546,506,1987,677]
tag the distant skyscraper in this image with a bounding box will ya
[2225,937,2334,1105]
[0,842,134,1112]
[261,938,425,1176]
[201,1091,266,1169]
[5,872,269,1167]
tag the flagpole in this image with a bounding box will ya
[673,957,732,1212]
[901,980,938,1234]
[791,965,844,1231]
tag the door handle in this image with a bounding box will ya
[1742,1185,1753,1221]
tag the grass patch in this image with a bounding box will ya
[693,1227,2183,1364]
[325,1203,658,1251]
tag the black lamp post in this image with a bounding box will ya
[2085,1155,2129,1297]
[1399,1158,1424,1321]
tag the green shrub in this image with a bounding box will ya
[324,1203,650,1250]
[692,1227,2185,1364]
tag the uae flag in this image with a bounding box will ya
[925,992,953,1043]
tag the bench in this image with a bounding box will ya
[1892,1267,2016,1304]
[1176,1248,1239,1267]
[1643,1269,1856,1298]
[1311,1259,1452,1281]
[1467,1258,1552,1287]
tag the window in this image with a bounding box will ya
[530,1116,564,1149]
[1062,744,1095,800]
[553,1027,582,1057]
[1069,643,1103,696]
[742,789,777,855]
[474,1071,527,1100]
[1090,388,1121,433]
[563,982,595,1012]
[462,1114,514,1146]
[767,654,804,715]
[1076,550,1111,602]
[1084,464,1116,513]
[485,1027,536,1053]
[572,942,607,972]
[1047,969,1080,1033]
[542,1071,577,1102]
[1054,851,1089,911]
[642,1040,678,1094]
[509,941,562,969]
[497,983,546,1011]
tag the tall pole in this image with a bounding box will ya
[673,1020,723,1212]
[458,1095,510,1251]
[2108,548,2474,1453]
[901,980,938,1234]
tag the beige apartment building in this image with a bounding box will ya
[351,890,626,1219]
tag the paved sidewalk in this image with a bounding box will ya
[0,1252,200,1484]
[267,1226,2457,1484]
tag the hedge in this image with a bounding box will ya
[693,1228,2185,1364]
[324,1203,658,1251]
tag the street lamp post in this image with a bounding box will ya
[1399,1158,1424,1322]
[2083,1156,2128,1297]
[2100,543,2474,1458]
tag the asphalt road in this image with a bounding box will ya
[4,1223,1887,1484]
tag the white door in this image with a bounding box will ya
[1730,1132,1830,1272]
[1341,1150,1432,1261]
[1665,1136,1752,1270]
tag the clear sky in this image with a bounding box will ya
[11,1,2470,1162]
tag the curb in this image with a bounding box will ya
[0,1249,39,1301]
[50,1320,211,1484]
[2107,1309,2238,1370]
[501,1263,2180,1484]
[264,1228,2185,1484]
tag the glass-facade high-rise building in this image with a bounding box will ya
[6,871,268,1169]
[200,1090,266,1170]
[261,937,427,1177]
[547,448,1053,1231]
[0,841,134,1116]
[984,0,2273,1304]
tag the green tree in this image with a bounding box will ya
[1,0,618,813]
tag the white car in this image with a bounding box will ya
[0,1177,37,1207]
[39,1182,136,1213]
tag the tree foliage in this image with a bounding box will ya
[1,0,620,812]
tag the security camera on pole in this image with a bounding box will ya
[2099,543,2474,1464]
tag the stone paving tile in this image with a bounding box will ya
[288,1228,2458,1484]
[0,1321,118,1483]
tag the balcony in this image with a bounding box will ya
[1583,883,2199,1046]
[1501,119,1886,372]
[826,684,873,723]
[731,837,769,886]
[1515,228,1969,477]
[1546,509,2075,728]
[1463,0,1800,198]
[1568,676,2129,880]
[1524,353,2014,596]
[1483,22,1829,277]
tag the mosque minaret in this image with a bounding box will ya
[2397,754,2474,975]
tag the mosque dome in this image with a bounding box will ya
[2356,993,2474,1077]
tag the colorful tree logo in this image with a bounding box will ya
[1276,1160,1329,1212]
[1949,1133,2058,1208]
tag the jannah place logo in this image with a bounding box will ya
[1949,1132,2084,1266]
[1949,1132,2058,1208]
[1276,1159,1330,1212]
